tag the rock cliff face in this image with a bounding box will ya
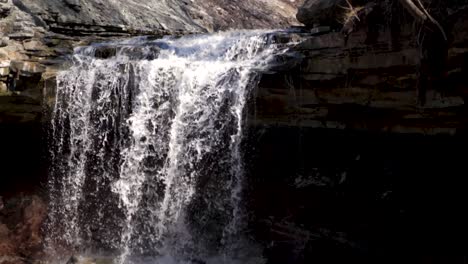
[0,0,302,125]
[248,3,468,259]
[255,0,468,135]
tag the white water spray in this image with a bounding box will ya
[46,30,296,263]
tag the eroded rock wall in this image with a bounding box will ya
[0,0,303,125]
[255,1,468,135]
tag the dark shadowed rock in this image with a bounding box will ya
[93,46,117,59]
[297,0,346,28]
[297,0,372,29]
[256,2,468,135]
[247,127,468,262]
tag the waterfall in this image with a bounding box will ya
[46,30,295,263]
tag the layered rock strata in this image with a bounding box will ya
[0,0,302,124]
[254,0,468,135]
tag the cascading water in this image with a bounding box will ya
[46,30,296,264]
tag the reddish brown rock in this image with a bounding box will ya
[0,223,17,261]
[15,196,47,258]
[0,196,47,262]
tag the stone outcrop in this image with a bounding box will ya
[0,0,302,126]
[255,0,468,135]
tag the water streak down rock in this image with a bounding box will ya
[46,31,296,264]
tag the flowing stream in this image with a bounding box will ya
[46,30,296,264]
